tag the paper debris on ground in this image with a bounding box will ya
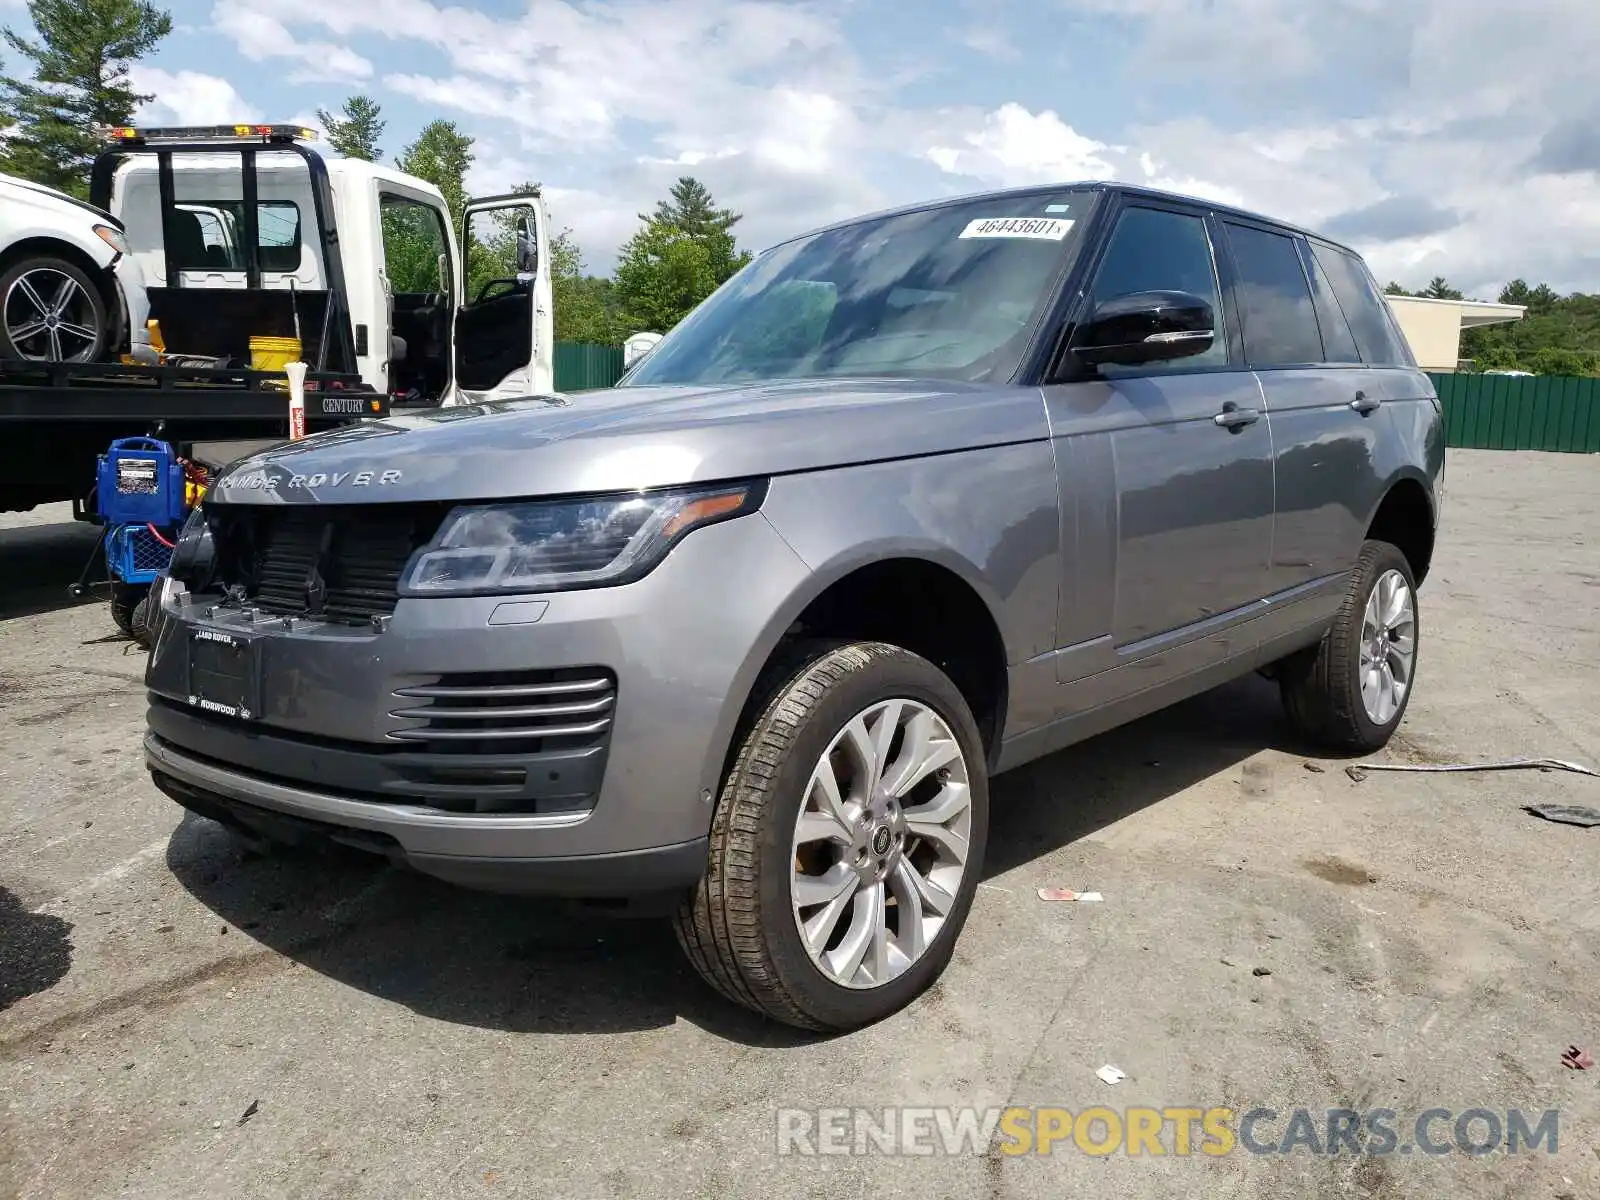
[1096,1064,1126,1085]
[1525,804,1600,828]
[1038,888,1104,902]
[1561,1045,1594,1070]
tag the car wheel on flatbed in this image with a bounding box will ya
[674,640,988,1032]
[1280,539,1419,753]
[0,256,109,363]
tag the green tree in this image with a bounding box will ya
[1422,276,1463,300]
[1384,282,1412,296]
[0,0,173,195]
[396,119,474,225]
[1468,342,1524,373]
[1526,346,1594,377]
[613,176,752,332]
[317,94,384,162]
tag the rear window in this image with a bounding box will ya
[1223,223,1324,367]
[1310,243,1413,366]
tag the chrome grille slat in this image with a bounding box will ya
[390,717,613,742]
[389,695,615,721]
[393,677,611,700]
[386,667,618,756]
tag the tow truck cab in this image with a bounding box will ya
[92,124,554,405]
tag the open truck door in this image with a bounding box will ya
[454,192,553,402]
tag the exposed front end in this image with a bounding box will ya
[143,487,809,895]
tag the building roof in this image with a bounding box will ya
[1385,294,1527,329]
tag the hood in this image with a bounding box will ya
[0,172,122,228]
[207,377,1047,505]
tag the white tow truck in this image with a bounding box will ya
[1,123,557,511]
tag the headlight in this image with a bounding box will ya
[401,480,766,596]
[93,224,129,255]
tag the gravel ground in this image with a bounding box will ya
[1,449,1597,1199]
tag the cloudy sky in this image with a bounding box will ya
[91,0,1600,295]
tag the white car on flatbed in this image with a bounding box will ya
[0,171,156,364]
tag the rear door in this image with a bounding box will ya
[454,194,553,400]
[1217,219,1384,608]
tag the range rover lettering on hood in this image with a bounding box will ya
[226,468,404,491]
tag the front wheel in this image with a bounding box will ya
[674,641,989,1032]
[1280,539,1420,752]
[0,256,109,363]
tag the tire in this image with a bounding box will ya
[1280,539,1419,753]
[674,641,989,1032]
[109,581,145,638]
[130,595,154,650]
[0,255,109,363]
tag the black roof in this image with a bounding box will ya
[772,180,1362,261]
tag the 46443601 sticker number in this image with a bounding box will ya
[958,216,1074,241]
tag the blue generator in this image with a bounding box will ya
[91,437,195,646]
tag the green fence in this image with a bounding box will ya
[1428,372,1600,453]
[554,342,627,392]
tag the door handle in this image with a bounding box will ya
[1350,391,1382,415]
[1213,404,1261,431]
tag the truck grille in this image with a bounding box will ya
[388,667,617,756]
[216,504,446,625]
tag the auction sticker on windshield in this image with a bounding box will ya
[959,217,1074,240]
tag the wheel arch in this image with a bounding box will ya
[1363,470,1437,585]
[0,236,122,339]
[702,544,1015,800]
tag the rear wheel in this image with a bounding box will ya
[109,581,146,638]
[1280,539,1419,752]
[0,256,109,363]
[130,595,154,650]
[674,641,988,1032]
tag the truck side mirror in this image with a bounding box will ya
[516,220,537,275]
[436,252,449,294]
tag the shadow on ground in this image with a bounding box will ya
[0,519,105,622]
[167,673,1300,1042]
[0,887,74,1012]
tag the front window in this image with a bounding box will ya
[622,190,1097,386]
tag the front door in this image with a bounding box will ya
[1044,200,1275,691]
[455,194,554,400]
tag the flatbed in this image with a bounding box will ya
[0,359,393,513]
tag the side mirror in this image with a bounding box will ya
[515,219,538,274]
[1075,290,1216,367]
[436,252,449,294]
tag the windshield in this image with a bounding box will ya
[621,189,1097,386]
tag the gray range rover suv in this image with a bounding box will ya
[145,182,1441,1031]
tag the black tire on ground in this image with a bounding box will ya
[109,581,145,638]
[1280,539,1419,753]
[673,640,989,1032]
[0,255,109,363]
[131,594,154,649]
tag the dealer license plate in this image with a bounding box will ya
[187,628,260,721]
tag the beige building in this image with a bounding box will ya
[1384,294,1526,373]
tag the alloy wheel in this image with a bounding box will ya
[1359,568,1416,725]
[790,698,973,990]
[5,268,100,362]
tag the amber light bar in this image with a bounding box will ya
[107,124,318,144]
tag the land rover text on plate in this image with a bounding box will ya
[145,182,1442,1031]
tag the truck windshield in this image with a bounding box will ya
[621,189,1097,386]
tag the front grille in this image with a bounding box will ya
[388,667,617,756]
[215,504,446,625]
